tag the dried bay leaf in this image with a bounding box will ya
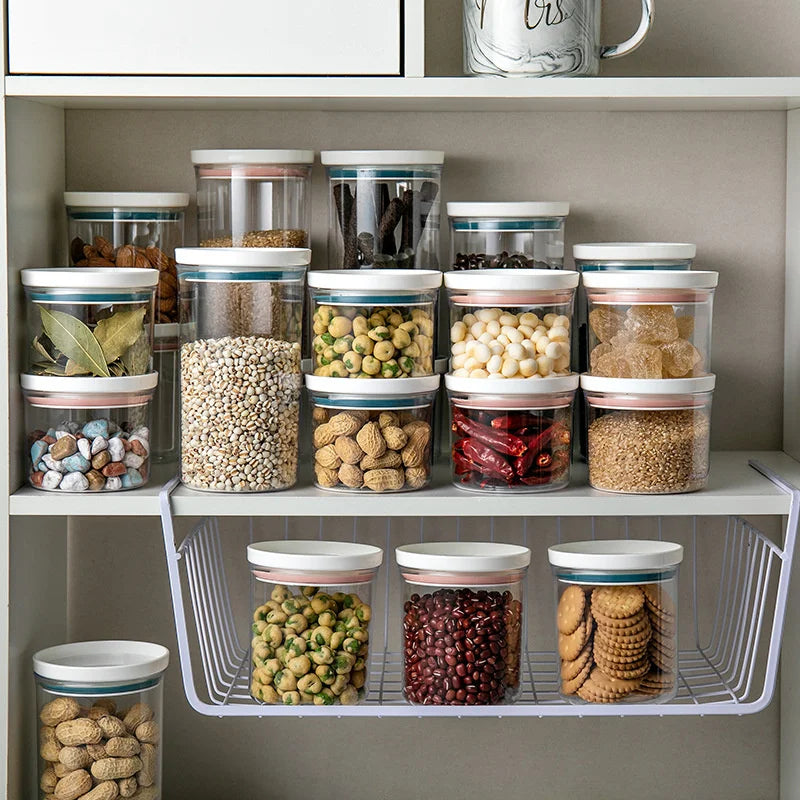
[39,307,110,377]
[93,306,147,364]
[32,335,57,363]
[108,359,126,377]
[32,360,67,376]
[120,329,150,376]
[65,359,91,376]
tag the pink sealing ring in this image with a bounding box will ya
[197,166,309,179]
[585,393,711,410]
[451,395,573,410]
[401,570,527,587]
[251,569,374,585]
[26,393,152,409]
[588,290,712,304]
[449,292,573,307]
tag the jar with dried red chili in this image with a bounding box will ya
[445,374,577,492]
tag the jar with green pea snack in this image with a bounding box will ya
[307,270,442,379]
[248,541,383,706]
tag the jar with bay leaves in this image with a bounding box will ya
[21,268,158,378]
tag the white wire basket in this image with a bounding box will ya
[159,460,799,717]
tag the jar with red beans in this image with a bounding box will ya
[396,542,530,706]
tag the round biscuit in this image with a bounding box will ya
[592,608,647,628]
[561,658,592,695]
[592,586,644,619]
[588,667,640,695]
[559,621,588,661]
[577,679,623,703]
[557,585,586,635]
[594,659,650,680]
[594,642,649,664]
[560,641,593,681]
[643,583,676,616]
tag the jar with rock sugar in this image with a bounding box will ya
[176,247,309,492]
[397,542,530,706]
[34,640,169,800]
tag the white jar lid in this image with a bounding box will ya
[308,269,443,291]
[247,540,383,572]
[305,375,440,395]
[582,270,718,289]
[191,149,314,165]
[21,373,159,393]
[64,192,189,209]
[580,375,716,394]
[396,542,531,573]
[321,150,445,166]
[33,641,169,684]
[573,243,696,261]
[444,269,579,291]
[548,540,684,570]
[22,268,159,289]
[447,202,570,218]
[445,374,578,395]
[175,247,311,267]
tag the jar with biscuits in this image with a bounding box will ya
[548,540,683,704]
[396,542,530,706]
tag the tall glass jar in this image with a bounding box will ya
[176,247,309,492]
[321,151,444,269]
[397,542,530,706]
[34,640,169,800]
[152,324,179,463]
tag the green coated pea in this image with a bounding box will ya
[330,631,346,651]
[287,655,311,677]
[302,586,318,597]
[274,670,297,692]
[351,628,368,643]
[253,605,269,622]
[340,686,359,705]
[330,675,349,696]
[313,626,333,646]
[343,637,360,655]
[356,604,372,622]
[285,614,308,634]
[317,611,336,628]
[316,665,336,685]
[333,653,356,674]
[282,691,301,706]
[266,609,287,625]
[281,598,300,615]
[310,646,334,665]
[314,689,335,705]
[297,673,323,694]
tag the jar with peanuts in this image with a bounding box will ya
[34,640,169,800]
[549,540,682,704]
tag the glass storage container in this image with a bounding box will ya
[307,270,442,379]
[192,149,313,249]
[306,374,439,492]
[573,243,696,273]
[22,374,157,492]
[583,270,718,379]
[248,540,383,706]
[321,150,444,269]
[152,323,179,464]
[446,374,577,492]
[448,202,570,271]
[582,375,715,494]
[548,540,682,704]
[22,268,158,378]
[34,640,169,800]
[445,269,579,379]
[176,247,309,492]
[396,542,530,706]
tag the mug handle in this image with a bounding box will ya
[600,0,654,59]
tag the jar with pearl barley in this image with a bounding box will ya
[444,270,579,380]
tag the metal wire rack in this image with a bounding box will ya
[159,460,799,717]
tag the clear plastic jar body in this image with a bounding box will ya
[152,325,179,464]
[322,152,444,269]
[177,249,308,492]
[447,375,576,492]
[65,193,187,325]
[192,150,312,248]
[306,375,439,492]
[23,375,155,492]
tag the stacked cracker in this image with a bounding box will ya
[558,584,676,703]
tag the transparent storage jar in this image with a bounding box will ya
[548,540,683,704]
[321,150,444,269]
[192,149,313,249]
[306,375,439,492]
[582,375,715,495]
[446,374,577,492]
[396,542,530,705]
[65,192,188,325]
[448,202,569,271]
[573,243,696,274]
[584,271,718,379]
[248,540,383,706]
[22,374,157,493]
[34,640,169,800]
[22,268,158,378]
[444,269,579,379]
[176,247,309,492]
[152,324,179,464]
[307,270,442,379]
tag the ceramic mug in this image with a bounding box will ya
[463,0,654,77]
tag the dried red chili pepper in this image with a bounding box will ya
[490,412,546,431]
[536,452,553,469]
[462,438,514,481]
[453,409,526,457]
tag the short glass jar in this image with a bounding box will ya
[548,540,682,704]
[34,640,169,799]
[446,374,576,492]
[582,375,715,494]
[307,270,441,379]
[65,192,188,325]
[248,540,383,706]
[321,150,444,269]
[152,324,179,464]
[22,374,157,492]
[397,542,530,706]
[583,271,718,379]
[306,375,439,492]
[22,268,158,378]
[444,269,579,379]
[448,202,570,271]
[176,247,309,492]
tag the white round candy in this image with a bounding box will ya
[473,343,491,364]
[519,358,537,377]
[486,320,501,337]
[486,354,502,374]
[451,341,467,356]
[548,326,569,343]
[501,358,519,378]
[470,368,489,379]
[451,321,467,343]
[507,342,526,361]
[537,356,554,376]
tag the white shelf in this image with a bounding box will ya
[9,451,800,518]
[5,76,800,112]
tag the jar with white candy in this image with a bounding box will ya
[444,270,579,380]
